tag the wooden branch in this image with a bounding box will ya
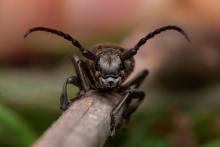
[32,90,124,147]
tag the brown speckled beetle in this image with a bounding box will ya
[24,26,190,134]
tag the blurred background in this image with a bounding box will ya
[1,0,220,147]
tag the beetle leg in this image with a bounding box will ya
[60,55,93,111]
[123,69,149,89]
[60,76,80,111]
[110,69,148,135]
[71,55,92,94]
[122,90,145,123]
[110,89,145,135]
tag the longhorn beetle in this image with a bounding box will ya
[24,25,190,134]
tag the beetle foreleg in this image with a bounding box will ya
[123,69,149,89]
[72,55,92,92]
[60,76,80,111]
[110,89,145,135]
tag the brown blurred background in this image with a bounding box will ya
[1,0,220,147]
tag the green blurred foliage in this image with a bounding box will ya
[0,104,37,147]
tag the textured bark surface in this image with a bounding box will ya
[32,90,123,147]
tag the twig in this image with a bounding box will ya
[32,90,124,147]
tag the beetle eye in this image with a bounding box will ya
[95,63,99,69]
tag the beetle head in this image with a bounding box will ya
[95,51,124,89]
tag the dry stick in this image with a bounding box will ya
[32,90,124,147]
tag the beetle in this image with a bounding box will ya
[24,25,190,134]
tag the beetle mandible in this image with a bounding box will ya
[24,25,190,134]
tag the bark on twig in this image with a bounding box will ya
[32,90,123,147]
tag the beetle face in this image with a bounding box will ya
[95,53,124,89]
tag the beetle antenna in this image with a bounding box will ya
[24,27,97,61]
[122,25,190,60]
